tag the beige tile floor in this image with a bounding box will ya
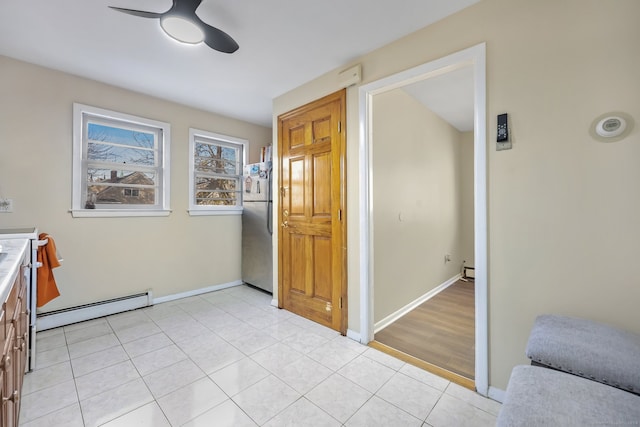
[19,285,501,426]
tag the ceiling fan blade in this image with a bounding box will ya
[172,0,203,15]
[110,2,239,54]
[200,22,239,54]
[108,6,163,19]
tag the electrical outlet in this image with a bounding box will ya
[444,254,451,263]
[0,199,14,213]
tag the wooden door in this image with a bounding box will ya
[278,89,347,333]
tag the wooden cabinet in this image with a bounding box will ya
[0,249,29,427]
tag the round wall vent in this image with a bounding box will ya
[590,112,634,142]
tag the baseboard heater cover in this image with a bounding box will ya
[36,291,153,331]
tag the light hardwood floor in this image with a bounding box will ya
[374,280,475,381]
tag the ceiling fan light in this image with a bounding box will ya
[160,16,204,44]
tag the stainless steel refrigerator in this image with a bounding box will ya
[241,162,273,292]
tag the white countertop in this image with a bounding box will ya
[0,238,29,304]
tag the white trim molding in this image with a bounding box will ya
[188,209,242,216]
[70,209,171,218]
[346,329,362,342]
[488,386,506,403]
[153,280,243,304]
[358,43,488,396]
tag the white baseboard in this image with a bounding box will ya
[374,274,462,333]
[488,386,505,403]
[37,290,153,331]
[271,299,278,307]
[346,329,362,343]
[153,280,243,305]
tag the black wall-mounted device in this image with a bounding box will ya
[497,113,509,142]
[496,113,512,151]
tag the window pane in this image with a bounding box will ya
[88,142,155,166]
[87,183,156,205]
[195,191,238,205]
[195,176,238,205]
[195,142,239,174]
[196,176,238,191]
[194,157,237,174]
[221,146,239,174]
[88,123,155,149]
[85,169,157,207]
[87,168,156,183]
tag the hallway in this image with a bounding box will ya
[374,280,475,381]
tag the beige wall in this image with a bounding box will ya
[0,56,272,312]
[372,89,465,322]
[273,0,640,390]
[460,131,474,267]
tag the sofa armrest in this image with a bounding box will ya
[526,314,640,393]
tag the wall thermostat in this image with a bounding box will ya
[590,112,633,142]
[596,116,626,138]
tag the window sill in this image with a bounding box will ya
[70,209,172,218]
[188,208,243,216]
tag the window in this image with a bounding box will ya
[123,188,140,197]
[189,128,247,215]
[72,103,170,217]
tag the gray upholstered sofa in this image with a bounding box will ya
[496,314,640,426]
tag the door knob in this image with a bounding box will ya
[3,390,18,403]
[281,221,289,228]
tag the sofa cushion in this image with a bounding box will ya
[497,365,640,426]
[526,314,640,393]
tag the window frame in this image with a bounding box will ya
[71,103,171,218]
[188,128,247,216]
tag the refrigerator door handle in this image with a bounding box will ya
[267,167,273,235]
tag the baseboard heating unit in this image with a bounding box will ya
[36,291,153,331]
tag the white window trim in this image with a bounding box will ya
[71,103,171,218]
[188,128,247,216]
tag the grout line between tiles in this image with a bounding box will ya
[27,285,499,427]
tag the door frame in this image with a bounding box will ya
[357,43,488,395]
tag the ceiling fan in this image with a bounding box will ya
[109,0,239,53]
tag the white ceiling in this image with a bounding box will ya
[402,65,475,132]
[0,0,480,128]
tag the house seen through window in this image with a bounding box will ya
[72,103,171,217]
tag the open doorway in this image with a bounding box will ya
[371,66,475,384]
[358,43,488,395]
